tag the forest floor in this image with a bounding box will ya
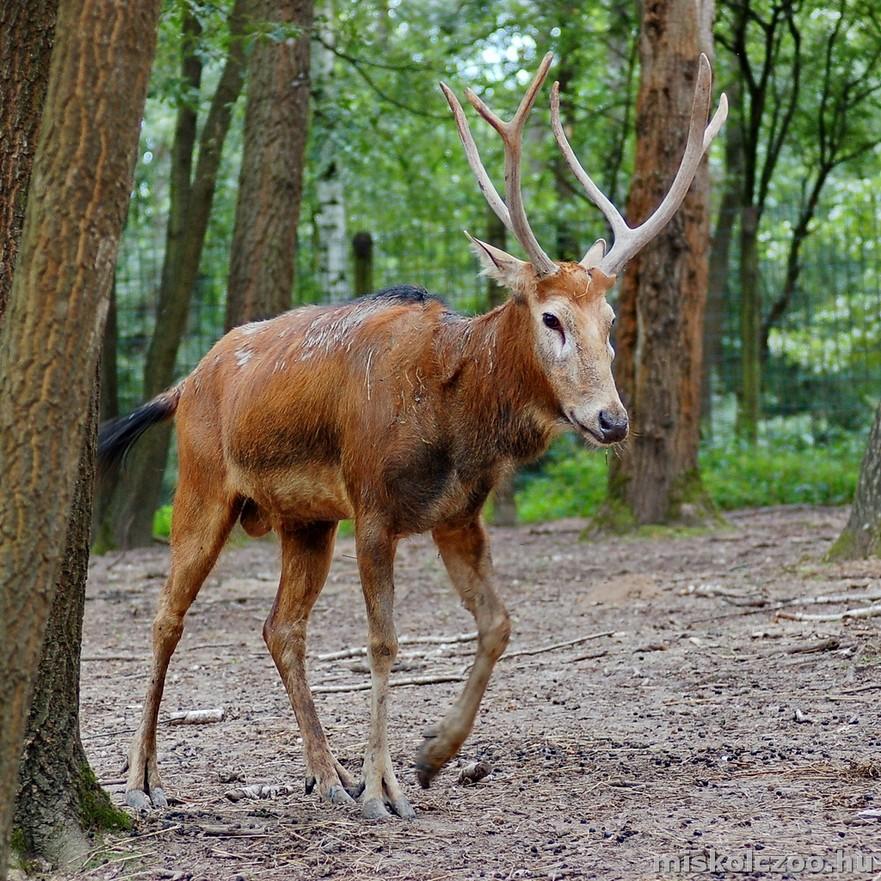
[56,505,881,880]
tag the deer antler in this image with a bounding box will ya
[551,53,728,277]
[440,53,558,277]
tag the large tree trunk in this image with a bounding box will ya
[225,0,315,328]
[106,0,248,548]
[828,401,881,560]
[312,0,348,299]
[14,382,130,867]
[602,0,716,527]
[0,0,159,875]
[0,2,57,316]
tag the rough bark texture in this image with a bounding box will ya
[828,401,881,560]
[602,0,716,527]
[0,1,57,319]
[225,0,315,329]
[14,384,130,868]
[107,0,248,548]
[0,1,160,875]
[93,282,119,546]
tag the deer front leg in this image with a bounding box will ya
[418,519,511,787]
[355,520,415,820]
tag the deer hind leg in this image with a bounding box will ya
[417,518,511,787]
[125,489,237,810]
[354,519,415,820]
[263,521,358,806]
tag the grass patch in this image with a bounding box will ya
[516,432,863,524]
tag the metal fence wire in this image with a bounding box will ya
[113,199,881,450]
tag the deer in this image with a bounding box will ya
[99,51,726,820]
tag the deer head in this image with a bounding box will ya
[440,52,727,447]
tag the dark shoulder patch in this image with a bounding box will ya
[367,285,444,306]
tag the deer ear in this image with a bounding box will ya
[465,232,532,293]
[579,238,607,270]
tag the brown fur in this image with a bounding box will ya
[118,268,625,818]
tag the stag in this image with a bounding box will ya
[100,52,726,820]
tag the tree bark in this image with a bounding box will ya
[0,0,160,875]
[0,1,57,320]
[14,382,130,867]
[106,0,249,548]
[352,231,373,294]
[828,400,881,560]
[225,0,315,328]
[602,0,716,527]
[313,0,348,299]
[93,281,119,546]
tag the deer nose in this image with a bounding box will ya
[598,410,628,443]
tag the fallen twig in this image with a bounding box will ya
[168,707,225,725]
[500,630,617,662]
[312,671,466,694]
[316,631,477,662]
[776,603,881,623]
[572,649,608,662]
[225,783,295,802]
[758,638,841,658]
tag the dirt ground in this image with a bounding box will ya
[62,505,881,880]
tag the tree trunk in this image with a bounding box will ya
[106,0,248,548]
[602,0,716,528]
[736,202,761,442]
[828,400,881,560]
[14,381,130,868]
[92,281,119,547]
[0,0,159,875]
[225,0,315,328]
[701,76,742,433]
[0,1,58,320]
[484,207,517,526]
[352,231,373,294]
[313,0,348,299]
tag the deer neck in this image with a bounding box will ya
[435,299,558,464]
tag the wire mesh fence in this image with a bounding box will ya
[113,197,881,460]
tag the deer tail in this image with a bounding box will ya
[98,386,181,470]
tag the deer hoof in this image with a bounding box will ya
[125,788,154,812]
[362,797,392,820]
[327,785,356,806]
[390,795,416,820]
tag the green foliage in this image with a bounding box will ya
[154,504,173,538]
[515,431,863,524]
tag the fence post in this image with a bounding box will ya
[352,231,373,295]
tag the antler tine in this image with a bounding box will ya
[439,82,512,230]
[444,54,558,277]
[550,79,629,244]
[553,53,728,276]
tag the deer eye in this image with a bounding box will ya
[542,313,562,332]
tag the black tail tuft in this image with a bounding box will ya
[98,391,179,470]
